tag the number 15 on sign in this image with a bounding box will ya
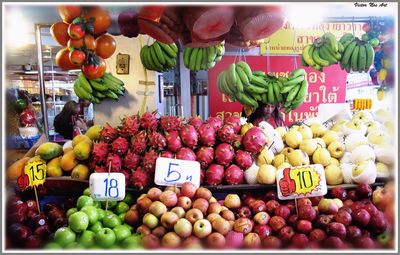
[155,157,201,188]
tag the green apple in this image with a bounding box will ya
[110,244,121,249]
[115,202,130,214]
[97,208,106,221]
[81,205,99,225]
[78,230,96,248]
[89,244,101,250]
[66,208,78,218]
[122,193,134,205]
[77,195,94,210]
[69,211,89,233]
[89,221,103,233]
[122,234,142,249]
[43,242,62,250]
[54,227,76,247]
[93,200,101,208]
[119,213,126,222]
[83,187,91,196]
[65,241,84,249]
[113,224,131,242]
[95,227,116,248]
[105,210,114,216]
[101,200,117,209]
[122,223,133,232]
[103,213,122,228]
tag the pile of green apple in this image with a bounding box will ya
[44,188,142,250]
[244,108,394,186]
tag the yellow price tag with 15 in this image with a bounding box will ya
[24,158,47,187]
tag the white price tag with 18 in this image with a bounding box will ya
[89,173,125,201]
[155,157,201,188]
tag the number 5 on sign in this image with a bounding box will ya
[89,173,125,201]
[155,157,201,188]
[276,164,327,200]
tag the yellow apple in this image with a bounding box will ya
[298,125,313,140]
[299,139,318,156]
[327,141,345,159]
[325,165,343,185]
[312,147,331,166]
[273,154,286,168]
[285,130,303,149]
[257,164,276,184]
[310,123,327,138]
[257,147,274,165]
[322,130,340,146]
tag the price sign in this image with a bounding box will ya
[276,164,327,200]
[154,157,201,188]
[18,159,47,190]
[89,173,125,201]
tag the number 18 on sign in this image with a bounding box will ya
[276,164,327,200]
[89,173,125,201]
[155,157,201,188]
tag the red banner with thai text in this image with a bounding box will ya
[208,56,347,125]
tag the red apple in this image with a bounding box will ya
[309,228,327,242]
[221,209,235,221]
[24,234,43,249]
[29,213,48,229]
[26,200,39,212]
[136,224,151,235]
[243,232,261,249]
[233,217,253,234]
[253,212,270,225]
[236,206,252,218]
[8,223,31,243]
[185,208,203,225]
[212,217,231,235]
[346,225,361,240]
[327,222,346,239]
[274,205,290,220]
[368,211,387,234]
[297,198,312,207]
[193,219,212,239]
[160,191,178,208]
[330,187,347,201]
[182,236,201,249]
[316,214,332,229]
[343,199,354,208]
[354,236,375,248]
[174,218,192,238]
[192,198,209,214]
[363,203,378,216]
[165,186,180,195]
[291,233,309,249]
[254,224,272,239]
[262,236,282,249]
[356,184,372,198]
[333,210,352,226]
[162,232,181,248]
[287,214,298,227]
[324,236,344,249]
[177,196,192,211]
[207,213,221,223]
[269,216,286,233]
[147,187,162,201]
[161,211,179,229]
[152,226,167,238]
[34,225,51,238]
[137,197,153,214]
[278,226,295,242]
[181,182,197,199]
[171,207,185,219]
[265,200,280,214]
[347,190,358,201]
[8,212,26,224]
[224,194,241,209]
[250,200,266,214]
[149,201,168,218]
[353,209,371,227]
[142,234,161,249]
[309,196,322,206]
[350,201,364,212]
[26,210,39,220]
[125,209,140,226]
[298,205,316,221]
[195,187,212,200]
[244,196,256,207]
[296,219,312,234]
[265,190,277,201]
[206,232,226,249]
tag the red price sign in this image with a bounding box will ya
[276,164,327,200]
[18,158,46,191]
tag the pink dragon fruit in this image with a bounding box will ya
[215,143,235,166]
[123,150,141,169]
[131,130,147,154]
[101,124,119,143]
[143,150,159,174]
[161,151,175,158]
[224,115,241,133]
[232,134,242,150]
[179,125,199,148]
[160,115,183,131]
[106,153,122,172]
[200,168,205,185]
[87,160,96,170]
[235,150,254,169]
[242,127,266,153]
[132,166,151,189]
[140,111,158,130]
[196,147,214,169]
[94,165,106,173]
[92,141,109,164]
[198,124,216,146]
[206,164,225,185]
[206,116,223,130]
[218,124,235,143]
[225,231,244,249]
[165,131,182,152]
[148,131,167,150]
[120,169,131,186]
[111,137,129,156]
[225,164,244,185]
[188,116,203,130]
[176,147,197,161]
[119,115,140,138]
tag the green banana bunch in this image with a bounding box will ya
[339,33,374,73]
[301,32,342,71]
[140,41,178,72]
[73,72,125,104]
[184,42,225,71]
[280,68,309,113]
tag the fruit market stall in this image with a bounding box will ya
[3,2,397,252]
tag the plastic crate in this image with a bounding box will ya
[7,135,41,150]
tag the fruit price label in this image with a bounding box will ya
[89,173,125,201]
[155,157,201,188]
[18,159,47,190]
[276,164,327,200]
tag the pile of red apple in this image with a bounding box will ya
[124,182,394,250]
[6,196,70,249]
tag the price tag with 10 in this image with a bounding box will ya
[154,157,201,188]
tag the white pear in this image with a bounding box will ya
[257,164,277,184]
[257,147,274,165]
[374,147,394,165]
[287,149,306,167]
[277,162,292,170]
[340,163,354,184]
[312,147,332,166]
[351,145,376,164]
[273,154,286,168]
[375,162,390,178]
[245,164,259,184]
[302,152,310,165]
[315,138,326,148]
[285,129,303,149]
[373,109,391,123]
[352,110,374,123]
[351,160,377,184]
[330,120,347,132]
[275,126,288,140]
[344,133,368,152]
[310,123,327,138]
[367,131,390,147]
[330,157,340,166]
[322,130,340,146]
[266,131,284,155]
[340,152,353,164]
[365,121,382,134]
[299,139,318,156]
[327,141,345,159]
[298,125,313,140]
[259,121,275,142]
[383,121,394,135]
[325,165,344,185]
[342,120,367,136]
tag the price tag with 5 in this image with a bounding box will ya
[18,158,47,190]
[89,173,125,201]
[154,157,201,188]
[276,164,327,200]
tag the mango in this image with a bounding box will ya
[72,135,92,147]
[73,141,92,161]
[60,150,78,171]
[85,125,103,141]
[47,156,63,177]
[71,164,89,180]
[7,157,30,181]
[37,142,63,161]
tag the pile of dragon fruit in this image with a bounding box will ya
[89,112,267,189]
